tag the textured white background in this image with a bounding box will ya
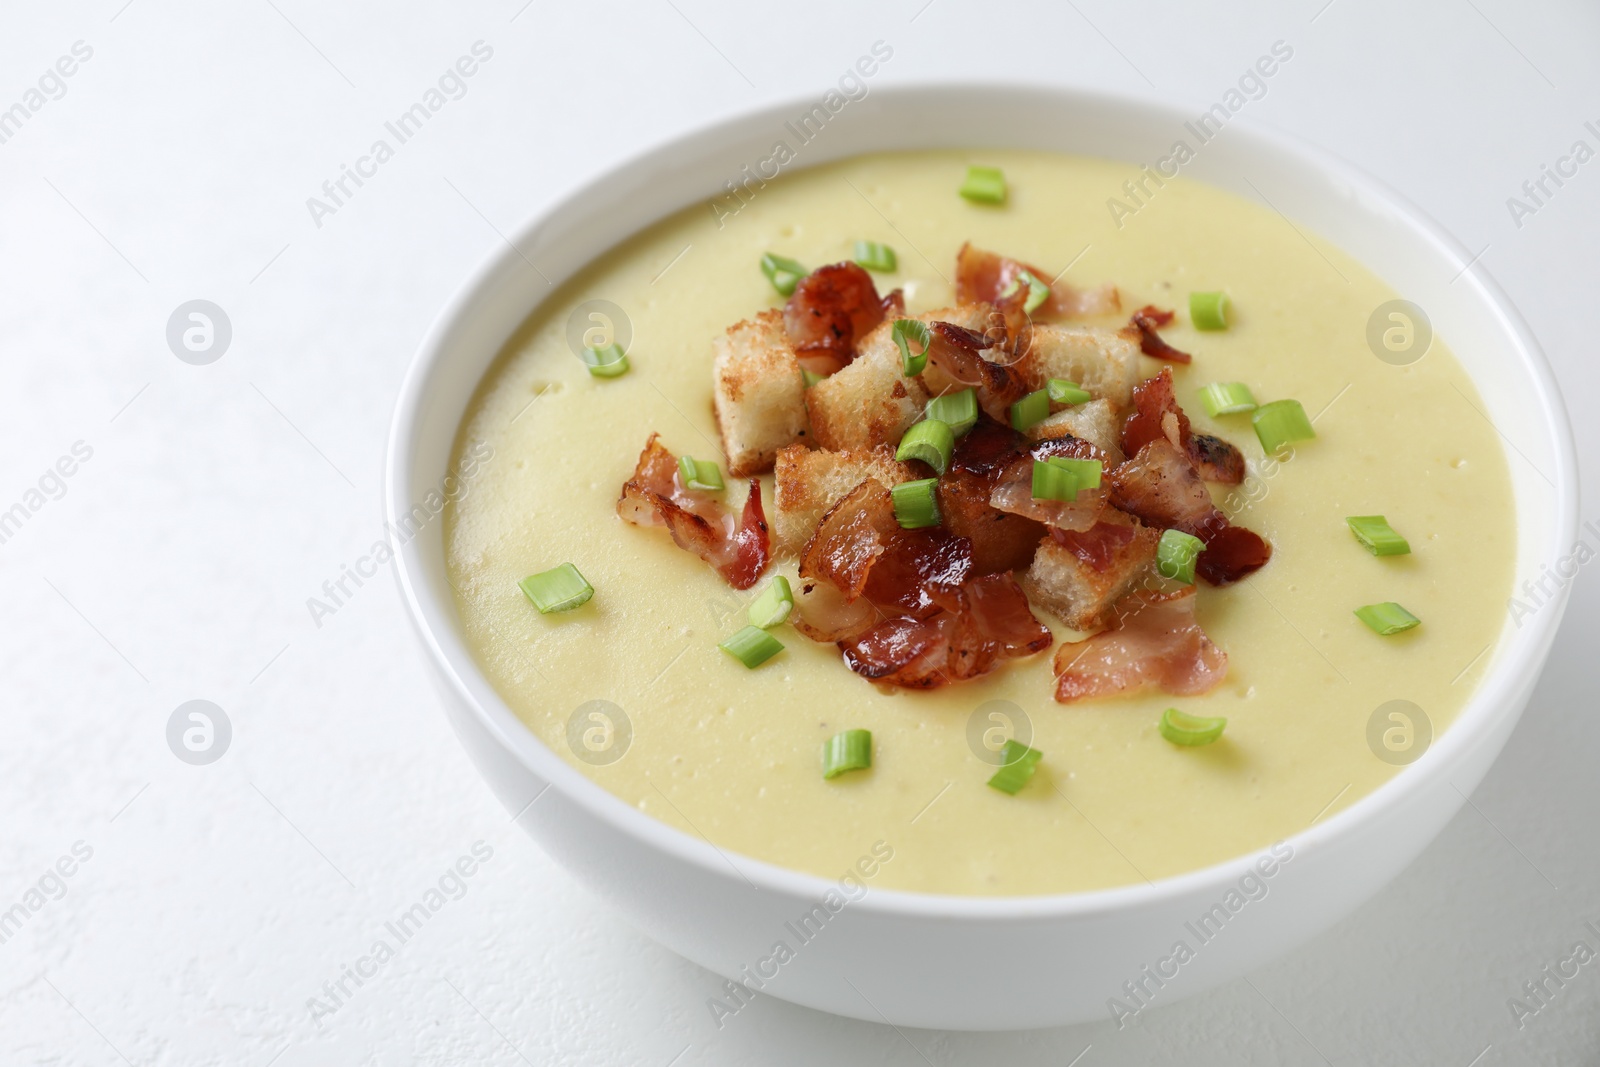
[1,1,1596,1064]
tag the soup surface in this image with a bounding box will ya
[445,150,1514,896]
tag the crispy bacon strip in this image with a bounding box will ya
[955,242,1121,319]
[617,434,770,589]
[1052,587,1227,703]
[1109,438,1270,584]
[1122,368,1244,485]
[965,572,1054,657]
[1189,433,1246,485]
[1110,439,1216,533]
[1048,509,1140,573]
[1194,524,1273,587]
[798,480,898,600]
[989,435,1108,532]
[840,573,1051,688]
[798,480,972,615]
[861,528,972,618]
[840,613,957,689]
[1128,305,1192,364]
[783,262,902,370]
[792,577,878,643]
[926,320,1029,422]
[796,475,1049,689]
[1122,366,1192,456]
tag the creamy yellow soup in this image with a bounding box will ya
[444,150,1514,896]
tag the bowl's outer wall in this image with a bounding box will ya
[425,632,1541,1030]
[387,85,1578,1029]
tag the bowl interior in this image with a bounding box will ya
[387,83,1577,914]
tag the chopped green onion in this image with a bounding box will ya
[986,739,1043,794]
[518,563,594,613]
[1031,459,1079,502]
[926,388,978,436]
[891,477,941,529]
[1197,382,1257,417]
[822,729,872,779]
[581,343,629,378]
[1346,515,1411,557]
[719,624,785,667]
[1189,291,1231,330]
[1010,388,1051,432]
[1156,529,1205,584]
[896,419,955,474]
[1032,455,1102,502]
[1049,456,1101,490]
[760,253,806,297]
[853,240,897,273]
[893,319,931,376]
[1159,707,1227,746]
[1047,379,1092,406]
[802,368,824,388]
[1252,399,1315,454]
[748,576,793,629]
[1001,270,1050,314]
[959,165,1007,205]
[677,455,724,492]
[1355,602,1420,635]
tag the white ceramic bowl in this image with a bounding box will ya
[385,84,1578,1030]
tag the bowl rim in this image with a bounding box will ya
[385,79,1580,920]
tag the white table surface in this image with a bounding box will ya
[2,1,1596,1063]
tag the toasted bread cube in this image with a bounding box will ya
[773,444,914,555]
[1025,398,1125,463]
[1021,514,1158,630]
[805,326,929,451]
[1016,324,1140,408]
[713,310,809,476]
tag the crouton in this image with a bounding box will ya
[1025,398,1125,463]
[1021,512,1158,630]
[773,444,914,555]
[1015,324,1141,408]
[805,322,929,451]
[713,310,809,476]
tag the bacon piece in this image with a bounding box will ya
[1195,524,1272,586]
[988,435,1108,533]
[965,572,1053,657]
[1052,587,1227,703]
[1049,512,1139,573]
[792,577,878,643]
[783,262,901,366]
[926,320,1029,422]
[1122,366,1192,457]
[797,480,899,600]
[840,613,957,689]
[955,242,1121,319]
[617,434,770,589]
[1109,438,1217,533]
[1109,438,1270,584]
[1188,433,1245,485]
[1121,368,1244,485]
[861,528,973,618]
[798,479,973,615]
[1128,305,1191,364]
[839,573,1051,688]
[948,417,1027,479]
